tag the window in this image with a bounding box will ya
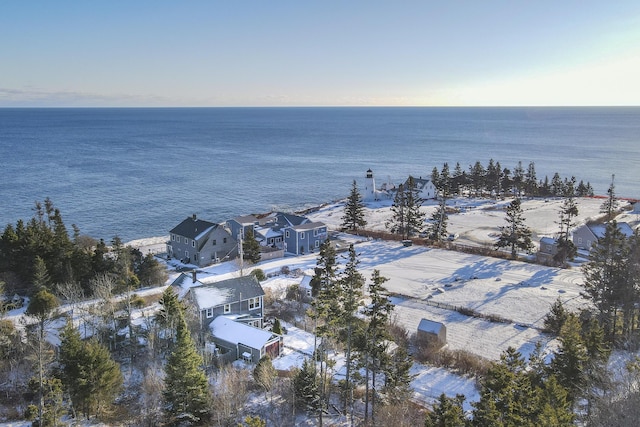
[185,238,189,245]
[212,239,216,246]
[171,234,175,241]
[205,308,213,318]
[313,229,318,237]
[192,240,195,247]
[285,230,290,238]
[577,238,583,244]
[223,304,231,314]
[223,237,227,244]
[249,297,261,310]
[301,232,305,239]
[315,240,320,248]
[185,250,189,258]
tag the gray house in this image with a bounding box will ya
[184,275,266,329]
[263,212,328,255]
[417,318,447,347]
[226,215,259,241]
[168,214,237,267]
[573,222,635,251]
[536,236,559,263]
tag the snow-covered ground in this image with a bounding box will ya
[5,196,633,422]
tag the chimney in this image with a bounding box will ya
[192,214,197,221]
[192,270,197,283]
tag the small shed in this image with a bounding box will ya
[417,318,447,346]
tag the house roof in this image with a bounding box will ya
[300,275,312,289]
[230,215,259,225]
[170,272,206,298]
[254,226,282,240]
[586,222,635,239]
[291,221,326,232]
[272,212,308,227]
[418,318,445,334]
[189,275,265,310]
[170,215,217,240]
[210,316,279,349]
[405,177,433,190]
[540,237,557,245]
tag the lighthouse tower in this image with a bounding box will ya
[364,169,376,201]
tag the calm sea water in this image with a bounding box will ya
[0,107,638,242]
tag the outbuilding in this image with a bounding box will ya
[417,318,447,347]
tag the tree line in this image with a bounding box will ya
[0,198,167,300]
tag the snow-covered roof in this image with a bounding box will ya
[587,222,634,239]
[418,318,445,334]
[291,221,326,231]
[171,272,206,298]
[187,275,265,310]
[540,237,557,245]
[254,226,282,239]
[300,275,312,289]
[230,215,258,225]
[210,316,278,349]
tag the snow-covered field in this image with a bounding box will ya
[5,196,630,422]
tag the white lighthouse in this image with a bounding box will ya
[364,169,376,201]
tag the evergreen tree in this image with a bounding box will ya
[242,228,262,265]
[58,321,123,419]
[387,183,408,238]
[525,161,538,196]
[341,180,367,232]
[26,288,59,425]
[427,196,449,242]
[550,315,588,405]
[431,167,441,190]
[163,312,211,425]
[361,269,393,424]
[404,176,426,237]
[383,346,414,404]
[440,162,451,196]
[293,358,320,411]
[425,393,467,427]
[600,174,619,221]
[512,161,525,196]
[308,239,340,425]
[469,161,486,197]
[157,286,185,350]
[272,317,283,335]
[495,198,533,259]
[452,162,464,195]
[582,221,629,342]
[544,297,569,334]
[32,255,51,291]
[338,244,365,416]
[554,182,579,266]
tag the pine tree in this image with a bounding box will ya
[383,346,414,404]
[58,321,123,419]
[293,358,320,411]
[425,393,467,427]
[525,161,538,196]
[600,174,619,221]
[404,176,426,237]
[550,315,588,405]
[440,162,451,196]
[26,288,59,425]
[341,180,367,232]
[582,220,629,342]
[495,198,533,259]
[554,183,579,266]
[387,183,408,238]
[361,269,393,424]
[163,313,211,425]
[427,196,449,242]
[512,161,525,196]
[242,228,262,265]
[338,244,365,416]
[544,297,569,334]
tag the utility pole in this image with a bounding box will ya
[238,229,244,276]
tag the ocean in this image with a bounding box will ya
[1,107,638,242]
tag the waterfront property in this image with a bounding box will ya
[572,221,635,251]
[167,214,237,266]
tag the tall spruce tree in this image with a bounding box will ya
[361,270,393,424]
[600,174,619,221]
[341,180,367,232]
[427,196,449,242]
[387,183,408,238]
[58,321,123,419]
[242,228,262,265]
[550,315,588,405]
[338,244,365,417]
[163,312,211,425]
[495,198,533,259]
[554,181,579,265]
[404,176,426,237]
[425,393,467,427]
[582,220,630,343]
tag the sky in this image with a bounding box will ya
[1,1,639,107]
